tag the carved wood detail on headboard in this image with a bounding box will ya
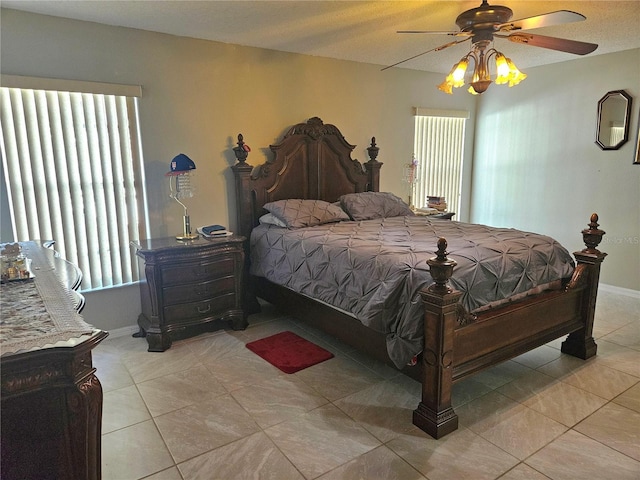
[232,117,382,240]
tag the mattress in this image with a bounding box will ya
[250,216,575,368]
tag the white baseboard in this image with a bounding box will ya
[599,283,640,299]
[105,325,140,339]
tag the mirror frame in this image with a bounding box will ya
[595,90,632,150]
[635,109,640,165]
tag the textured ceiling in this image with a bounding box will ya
[3,1,639,74]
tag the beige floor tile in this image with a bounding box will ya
[294,354,384,401]
[154,394,260,463]
[497,463,550,479]
[535,353,592,378]
[102,420,174,480]
[471,360,532,390]
[238,317,309,342]
[521,381,608,427]
[574,402,640,461]
[120,342,203,383]
[457,391,567,460]
[613,382,640,413]
[594,339,640,377]
[387,427,518,480]
[555,360,637,400]
[525,430,640,480]
[231,374,329,428]
[203,349,284,391]
[178,432,304,480]
[451,375,495,408]
[94,352,135,393]
[334,378,420,442]
[102,384,151,434]
[511,345,562,369]
[600,323,640,350]
[144,467,183,480]
[317,445,426,480]
[137,364,228,417]
[342,348,401,379]
[456,390,520,428]
[497,370,559,404]
[264,404,381,479]
[185,329,249,360]
[593,292,640,339]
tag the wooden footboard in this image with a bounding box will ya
[414,214,607,438]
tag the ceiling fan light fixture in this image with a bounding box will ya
[438,59,469,94]
[494,53,511,84]
[438,44,526,95]
[505,57,527,86]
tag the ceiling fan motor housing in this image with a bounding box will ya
[456,1,513,43]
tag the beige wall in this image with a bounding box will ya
[1,9,637,332]
[472,48,640,291]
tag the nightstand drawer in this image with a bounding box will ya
[162,275,235,305]
[163,292,237,324]
[161,257,235,286]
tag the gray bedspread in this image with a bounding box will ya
[250,216,575,368]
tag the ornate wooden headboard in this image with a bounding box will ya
[232,117,383,240]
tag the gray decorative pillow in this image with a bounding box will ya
[339,192,414,221]
[263,199,350,228]
[258,213,288,228]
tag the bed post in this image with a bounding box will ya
[364,137,382,192]
[562,213,607,359]
[231,134,261,314]
[414,238,462,439]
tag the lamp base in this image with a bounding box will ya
[176,232,199,241]
[175,214,198,241]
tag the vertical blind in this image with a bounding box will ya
[413,109,468,216]
[0,76,148,291]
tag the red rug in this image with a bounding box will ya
[246,331,334,374]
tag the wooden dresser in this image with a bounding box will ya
[1,240,107,480]
[133,235,246,352]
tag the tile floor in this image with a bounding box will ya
[94,290,640,479]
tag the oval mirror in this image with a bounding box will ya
[595,90,632,150]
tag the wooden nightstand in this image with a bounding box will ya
[133,235,246,352]
[414,211,456,220]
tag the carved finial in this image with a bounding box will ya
[367,137,379,162]
[582,213,605,253]
[427,237,457,294]
[233,133,250,164]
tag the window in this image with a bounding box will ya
[0,75,149,291]
[412,108,468,216]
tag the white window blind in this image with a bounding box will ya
[0,76,148,291]
[413,108,468,216]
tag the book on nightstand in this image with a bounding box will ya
[197,225,232,237]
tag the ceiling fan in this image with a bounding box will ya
[383,0,598,94]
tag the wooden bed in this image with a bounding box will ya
[231,117,607,439]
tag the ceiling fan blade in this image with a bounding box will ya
[498,10,586,32]
[381,38,470,71]
[397,30,471,37]
[502,33,598,55]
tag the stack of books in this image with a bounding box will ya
[197,224,232,237]
[427,196,448,212]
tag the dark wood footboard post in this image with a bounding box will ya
[414,238,462,439]
[364,137,382,192]
[232,134,260,314]
[562,213,607,359]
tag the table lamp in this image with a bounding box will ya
[166,153,198,240]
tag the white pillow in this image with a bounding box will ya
[259,213,288,228]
